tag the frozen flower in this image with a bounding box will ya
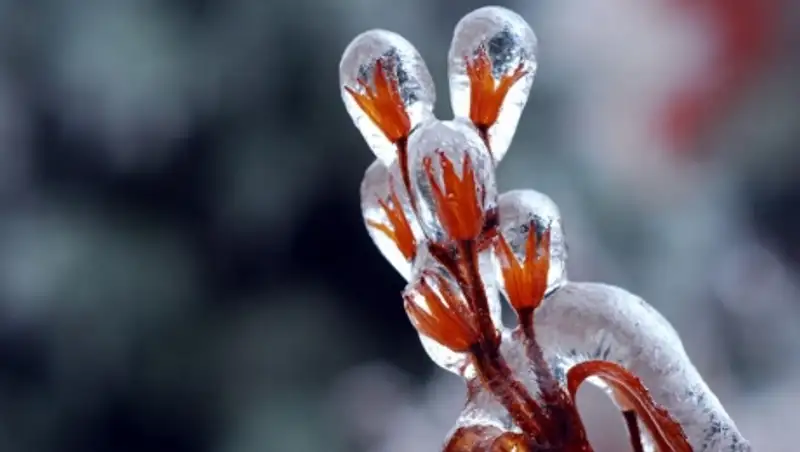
[340,5,749,451]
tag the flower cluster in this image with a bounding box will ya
[340,6,750,451]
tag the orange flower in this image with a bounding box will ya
[345,59,411,143]
[465,47,527,153]
[423,151,486,241]
[404,271,479,353]
[495,226,550,313]
[366,184,416,261]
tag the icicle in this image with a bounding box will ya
[448,6,537,162]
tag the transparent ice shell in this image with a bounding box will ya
[534,282,751,451]
[404,247,475,377]
[496,189,567,295]
[448,379,511,433]
[360,159,422,281]
[448,6,537,162]
[478,246,504,331]
[408,119,497,243]
[340,30,436,165]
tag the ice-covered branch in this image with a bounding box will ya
[339,5,750,451]
[536,282,750,451]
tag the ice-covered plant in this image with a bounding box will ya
[339,6,750,451]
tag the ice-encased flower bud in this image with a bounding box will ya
[403,248,478,377]
[497,189,567,295]
[408,119,497,244]
[360,159,422,280]
[340,30,435,165]
[448,6,537,162]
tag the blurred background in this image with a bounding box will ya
[0,0,797,451]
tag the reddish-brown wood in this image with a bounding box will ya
[567,360,692,452]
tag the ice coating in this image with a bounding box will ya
[408,119,497,243]
[448,380,512,435]
[445,332,546,448]
[478,247,504,330]
[340,30,436,165]
[534,282,751,451]
[419,329,472,378]
[404,247,475,377]
[448,6,537,161]
[360,159,422,280]
[444,405,512,450]
[497,189,567,294]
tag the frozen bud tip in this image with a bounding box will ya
[340,29,435,165]
[495,226,550,314]
[360,160,420,280]
[497,190,567,293]
[409,120,497,243]
[403,269,479,354]
[449,6,538,162]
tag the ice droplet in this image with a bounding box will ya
[448,6,537,162]
[497,189,567,294]
[404,247,475,377]
[408,119,497,243]
[340,30,435,165]
[360,159,422,281]
[534,282,750,451]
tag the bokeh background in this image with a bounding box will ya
[0,0,797,451]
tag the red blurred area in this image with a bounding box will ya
[663,0,779,153]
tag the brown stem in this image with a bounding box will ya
[396,138,415,210]
[457,241,555,445]
[623,410,645,452]
[519,309,591,448]
[471,345,545,441]
[518,309,563,405]
[476,125,493,161]
[458,240,499,348]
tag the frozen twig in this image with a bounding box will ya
[339,5,750,451]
